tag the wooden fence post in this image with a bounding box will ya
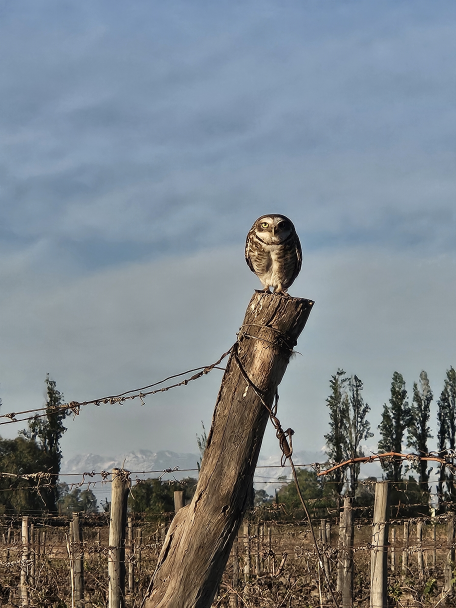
[143,292,313,608]
[254,524,260,576]
[402,520,409,576]
[174,491,185,512]
[243,522,250,581]
[73,512,84,608]
[444,514,455,602]
[20,516,29,608]
[319,519,330,582]
[29,524,35,588]
[370,481,389,608]
[229,540,239,608]
[432,522,436,568]
[127,516,134,596]
[136,527,142,577]
[416,521,424,580]
[339,496,354,608]
[390,526,395,572]
[108,468,130,608]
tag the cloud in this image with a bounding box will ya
[0,0,455,265]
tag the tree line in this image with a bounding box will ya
[322,366,456,510]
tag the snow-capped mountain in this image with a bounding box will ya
[62,449,201,478]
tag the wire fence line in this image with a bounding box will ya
[0,451,454,484]
[0,347,233,427]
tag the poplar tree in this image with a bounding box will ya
[324,369,348,497]
[407,371,433,493]
[378,372,410,482]
[345,375,373,498]
[437,367,456,504]
[325,370,372,498]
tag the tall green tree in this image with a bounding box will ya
[22,375,68,512]
[437,367,456,505]
[407,371,433,493]
[0,436,50,513]
[324,369,349,497]
[325,370,372,498]
[378,372,410,482]
[345,375,373,498]
[57,483,98,515]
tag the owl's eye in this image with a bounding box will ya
[260,222,269,228]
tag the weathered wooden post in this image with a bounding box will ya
[243,521,250,581]
[320,519,330,581]
[402,520,409,576]
[370,481,389,608]
[20,516,29,607]
[108,468,130,608]
[174,491,185,512]
[338,496,354,608]
[254,524,260,576]
[73,513,84,607]
[267,526,272,574]
[390,526,396,572]
[416,521,424,580]
[127,516,135,596]
[143,292,313,608]
[136,527,142,578]
[444,514,455,602]
[229,540,239,608]
[29,524,35,587]
[432,522,436,568]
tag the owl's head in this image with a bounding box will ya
[253,214,295,244]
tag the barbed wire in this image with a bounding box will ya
[0,346,233,427]
[317,451,456,476]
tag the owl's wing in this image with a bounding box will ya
[291,235,302,283]
[245,231,256,273]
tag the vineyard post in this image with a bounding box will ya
[136,527,142,577]
[20,515,29,608]
[402,521,409,576]
[416,521,424,580]
[390,526,395,572]
[174,491,185,512]
[337,509,343,593]
[432,522,436,567]
[30,523,35,587]
[340,496,354,608]
[370,481,389,608]
[142,292,313,608]
[73,512,84,607]
[108,468,130,608]
[320,519,330,581]
[243,521,251,581]
[127,516,134,596]
[229,540,239,608]
[255,524,260,576]
[444,514,455,601]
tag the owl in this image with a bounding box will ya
[245,214,302,294]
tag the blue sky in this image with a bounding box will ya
[1,1,455,460]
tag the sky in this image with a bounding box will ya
[0,0,455,464]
